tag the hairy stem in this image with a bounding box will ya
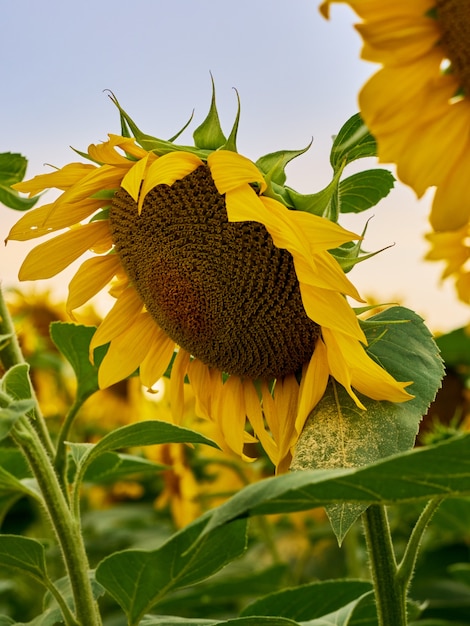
[362,505,407,626]
[11,418,102,626]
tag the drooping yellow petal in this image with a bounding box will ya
[169,349,191,424]
[67,254,122,313]
[430,148,470,231]
[97,313,157,388]
[207,150,267,194]
[139,323,176,390]
[87,134,147,165]
[212,376,248,458]
[296,337,330,431]
[272,374,300,464]
[12,163,96,196]
[58,164,127,206]
[7,198,104,242]
[299,284,366,342]
[139,151,203,212]
[18,221,111,281]
[89,286,143,353]
[259,196,360,253]
[244,381,278,465]
[294,250,363,301]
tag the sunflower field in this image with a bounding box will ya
[1,2,470,625]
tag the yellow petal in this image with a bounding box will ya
[169,349,191,424]
[321,327,364,409]
[212,376,247,457]
[296,337,330,431]
[121,154,152,202]
[12,163,96,196]
[139,151,203,212]
[300,285,366,342]
[294,251,363,301]
[139,323,176,390]
[67,254,122,312]
[207,150,267,194]
[87,135,147,165]
[18,221,111,281]
[244,381,278,465]
[97,313,157,388]
[6,198,98,241]
[259,196,360,253]
[430,148,470,231]
[90,286,143,353]
[272,374,300,461]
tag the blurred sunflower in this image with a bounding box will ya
[425,226,470,303]
[7,92,411,471]
[321,0,470,232]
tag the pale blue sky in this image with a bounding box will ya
[2,0,468,331]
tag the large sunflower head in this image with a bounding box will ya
[321,0,470,233]
[7,89,412,471]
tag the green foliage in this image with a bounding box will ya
[293,306,443,541]
[0,153,40,211]
[95,515,248,625]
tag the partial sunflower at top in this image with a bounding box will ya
[7,88,412,471]
[321,0,470,233]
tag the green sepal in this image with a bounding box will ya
[193,75,227,150]
[256,141,312,187]
[285,166,343,218]
[329,218,393,273]
[167,110,195,142]
[89,207,110,222]
[221,88,241,152]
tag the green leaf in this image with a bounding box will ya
[337,169,395,214]
[200,433,470,537]
[0,535,48,583]
[0,399,36,440]
[72,421,219,494]
[330,114,377,171]
[435,326,470,370]
[193,75,227,150]
[241,579,372,620]
[449,563,470,587]
[1,363,34,402]
[291,306,444,541]
[0,152,28,186]
[95,514,248,625]
[0,185,40,211]
[82,451,167,484]
[141,618,219,626]
[49,322,104,403]
[0,153,40,211]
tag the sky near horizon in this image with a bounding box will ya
[1,0,468,332]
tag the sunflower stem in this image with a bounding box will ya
[11,417,102,626]
[54,398,84,493]
[362,505,408,626]
[0,285,55,457]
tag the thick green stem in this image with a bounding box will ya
[11,418,102,626]
[362,505,407,626]
[0,286,55,457]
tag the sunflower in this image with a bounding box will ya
[425,225,470,303]
[7,93,411,471]
[320,0,470,233]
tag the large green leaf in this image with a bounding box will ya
[49,322,104,404]
[292,306,443,541]
[241,579,372,620]
[200,433,470,537]
[95,514,248,625]
[337,169,395,214]
[82,451,166,484]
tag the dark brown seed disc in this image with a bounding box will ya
[436,0,470,96]
[109,164,320,379]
